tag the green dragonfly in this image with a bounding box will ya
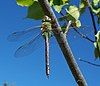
[8,16,53,78]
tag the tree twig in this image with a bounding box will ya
[73,28,95,43]
[65,20,72,34]
[79,58,100,67]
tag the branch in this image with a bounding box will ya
[65,21,72,34]
[38,0,88,86]
[73,28,95,43]
[79,58,100,67]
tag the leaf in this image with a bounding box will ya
[94,46,100,58]
[27,1,45,20]
[53,5,64,13]
[62,0,68,3]
[93,0,100,6]
[53,0,68,5]
[49,0,54,6]
[75,20,81,28]
[94,42,100,59]
[52,0,62,5]
[95,31,100,42]
[16,0,35,7]
[66,5,80,20]
[51,0,68,13]
[94,31,100,59]
[91,6,100,14]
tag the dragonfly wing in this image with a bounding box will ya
[14,33,44,57]
[7,26,41,42]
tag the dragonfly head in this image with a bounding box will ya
[42,15,51,22]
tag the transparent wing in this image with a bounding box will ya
[7,26,41,42]
[14,33,44,57]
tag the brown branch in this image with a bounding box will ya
[38,0,88,86]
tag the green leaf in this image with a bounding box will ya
[94,42,100,59]
[16,0,35,7]
[94,31,100,59]
[62,0,68,4]
[27,1,45,20]
[53,5,64,13]
[75,20,81,28]
[49,0,54,6]
[66,5,80,20]
[91,6,100,14]
[53,0,62,5]
[95,31,100,42]
[53,0,68,5]
[66,14,76,21]
[93,0,100,6]
[51,0,68,13]
[94,46,100,58]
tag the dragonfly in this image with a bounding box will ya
[7,16,53,78]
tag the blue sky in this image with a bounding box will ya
[0,0,100,86]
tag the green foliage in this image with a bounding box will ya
[51,0,68,5]
[58,5,81,28]
[53,5,64,13]
[16,0,35,7]
[51,0,69,13]
[27,1,44,20]
[16,0,69,19]
[66,5,80,20]
[92,0,100,6]
[16,0,44,19]
[65,5,81,28]
[91,7,100,14]
[74,20,81,27]
[94,31,100,59]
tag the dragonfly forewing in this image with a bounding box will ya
[7,26,41,42]
[14,33,44,57]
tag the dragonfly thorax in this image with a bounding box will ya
[41,22,52,38]
[41,15,53,38]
